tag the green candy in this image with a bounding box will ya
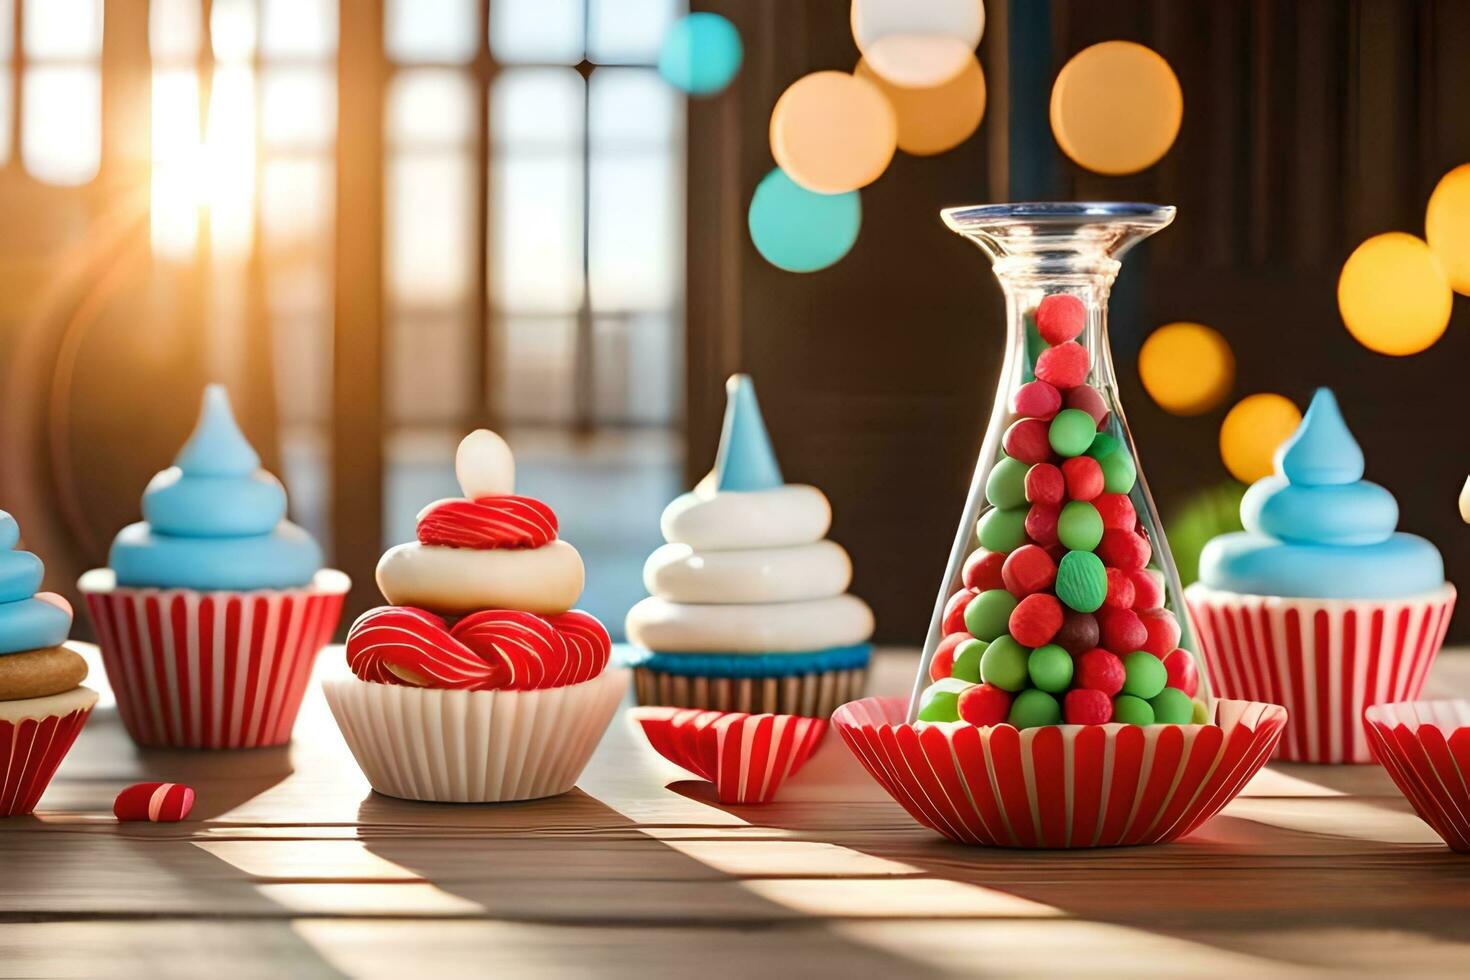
[1121,651,1167,700]
[1086,432,1122,460]
[951,638,987,682]
[1099,446,1136,494]
[1027,643,1074,693]
[964,589,1017,641]
[1057,500,1103,552]
[1008,689,1062,729]
[1150,686,1194,724]
[980,635,1030,692]
[976,506,1029,552]
[1191,698,1210,724]
[1113,694,1155,725]
[1048,409,1097,458]
[985,455,1029,509]
[918,678,972,721]
[1054,550,1108,613]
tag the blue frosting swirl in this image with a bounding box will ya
[109,385,322,591]
[0,511,72,655]
[1200,389,1444,599]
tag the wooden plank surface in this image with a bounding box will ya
[3,647,1470,979]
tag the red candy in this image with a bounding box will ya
[1054,610,1099,655]
[1163,648,1200,697]
[1098,607,1147,656]
[1003,418,1053,464]
[1064,688,1114,724]
[1097,528,1151,571]
[115,782,195,822]
[1011,380,1062,420]
[958,683,1013,726]
[930,632,971,682]
[1138,607,1181,658]
[1024,504,1060,548]
[417,495,558,549]
[963,549,1007,591]
[1002,544,1057,596]
[1130,568,1165,610]
[1103,567,1136,609]
[1009,593,1063,648]
[1076,648,1126,696]
[1036,293,1086,345]
[942,587,979,635]
[1034,341,1089,389]
[1064,385,1109,428]
[1094,493,1136,532]
[1060,456,1104,502]
[1024,463,1065,507]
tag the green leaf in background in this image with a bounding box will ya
[1166,481,1247,585]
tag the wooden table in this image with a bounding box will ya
[4,647,1470,978]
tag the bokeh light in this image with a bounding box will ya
[1050,41,1182,176]
[1138,321,1235,416]
[1337,232,1452,356]
[855,53,986,156]
[1425,164,1470,296]
[769,71,896,194]
[657,12,742,97]
[850,0,984,88]
[1219,393,1301,484]
[747,168,861,273]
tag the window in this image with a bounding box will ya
[16,0,103,185]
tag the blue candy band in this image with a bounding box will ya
[617,642,872,678]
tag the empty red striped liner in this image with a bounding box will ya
[631,707,827,804]
[79,569,348,749]
[1364,700,1470,852]
[832,695,1286,848]
[1,687,97,816]
[1188,583,1455,763]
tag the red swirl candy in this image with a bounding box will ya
[416,495,558,549]
[114,782,195,822]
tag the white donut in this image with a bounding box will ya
[644,540,852,604]
[625,594,874,653]
[376,539,583,615]
[660,485,831,551]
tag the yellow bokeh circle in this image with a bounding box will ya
[1426,164,1470,296]
[855,54,986,156]
[1337,232,1452,356]
[850,0,984,88]
[1219,394,1301,484]
[1050,41,1182,176]
[1139,322,1235,416]
[770,71,897,194]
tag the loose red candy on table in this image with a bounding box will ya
[1076,647,1126,696]
[1097,528,1150,570]
[1012,379,1062,420]
[1130,568,1165,610]
[1064,385,1109,428]
[1094,493,1136,532]
[1003,418,1053,464]
[963,548,1007,591]
[1064,687,1113,724]
[1061,455,1104,502]
[1098,606,1147,656]
[1163,648,1200,697]
[1001,544,1057,596]
[115,782,195,822]
[1103,567,1136,609]
[1024,463,1065,507]
[1024,504,1060,548]
[958,682,1013,726]
[1009,592,1063,648]
[1034,341,1089,389]
[1054,610,1099,655]
[1036,293,1086,345]
[1138,607,1181,658]
[942,587,978,635]
[930,632,971,681]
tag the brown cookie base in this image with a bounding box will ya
[0,645,89,702]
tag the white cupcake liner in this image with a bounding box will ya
[1188,583,1456,763]
[632,666,866,718]
[323,668,629,803]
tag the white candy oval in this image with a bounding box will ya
[456,429,516,499]
[660,484,831,551]
[643,540,852,605]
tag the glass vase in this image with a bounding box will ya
[909,202,1212,726]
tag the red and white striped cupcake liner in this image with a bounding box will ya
[631,707,828,804]
[832,695,1285,848]
[1187,583,1456,763]
[1364,700,1470,852]
[1,688,98,816]
[80,569,347,749]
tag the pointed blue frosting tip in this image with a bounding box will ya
[174,384,262,477]
[1277,388,1364,486]
[713,374,784,492]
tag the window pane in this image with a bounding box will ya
[24,0,101,59]
[149,0,199,61]
[274,314,333,423]
[593,314,678,424]
[492,68,583,150]
[491,153,583,313]
[389,316,472,423]
[261,157,332,248]
[24,67,100,186]
[589,151,678,311]
[590,67,677,149]
[387,0,477,64]
[387,152,474,307]
[494,317,576,423]
[262,67,335,148]
[212,0,258,62]
[266,259,330,319]
[205,63,256,258]
[261,0,335,57]
[150,67,199,259]
[587,0,679,64]
[0,0,11,60]
[490,0,583,65]
[388,69,474,147]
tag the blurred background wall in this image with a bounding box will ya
[0,0,1466,643]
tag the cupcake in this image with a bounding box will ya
[324,429,627,803]
[0,511,97,816]
[1187,389,1456,762]
[624,375,874,717]
[79,385,348,749]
